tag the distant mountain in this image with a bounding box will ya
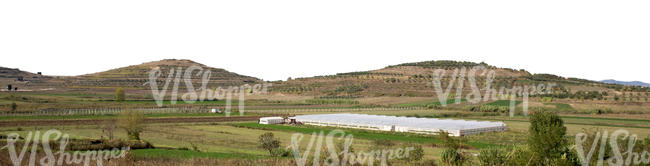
[600,79,650,87]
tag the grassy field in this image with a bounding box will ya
[543,102,575,111]
[131,149,267,159]
[233,122,495,148]
[485,100,522,106]
[1,107,649,166]
[391,98,466,107]
[2,93,650,165]
[0,112,253,121]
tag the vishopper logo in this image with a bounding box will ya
[0,129,127,166]
[575,129,650,166]
[432,65,556,117]
[145,65,271,116]
[290,130,418,166]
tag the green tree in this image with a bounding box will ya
[117,110,145,140]
[438,130,467,165]
[438,130,460,149]
[10,102,17,112]
[527,111,568,164]
[406,143,424,161]
[477,147,506,166]
[259,132,280,155]
[441,148,467,166]
[115,88,125,101]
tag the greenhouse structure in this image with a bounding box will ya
[293,113,506,136]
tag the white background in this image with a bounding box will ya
[1,0,648,82]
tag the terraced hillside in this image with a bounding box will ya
[68,59,261,89]
[0,67,62,91]
[269,60,650,100]
[1,59,262,93]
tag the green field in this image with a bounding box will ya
[0,112,248,121]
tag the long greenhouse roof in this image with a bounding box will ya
[294,113,505,131]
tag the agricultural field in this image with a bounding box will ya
[2,100,650,166]
[2,60,650,165]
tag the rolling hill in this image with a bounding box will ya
[0,67,58,91]
[1,59,262,92]
[601,79,650,87]
[69,59,262,89]
[2,59,648,100]
[268,60,649,98]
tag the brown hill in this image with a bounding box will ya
[1,59,261,92]
[269,60,647,98]
[67,59,262,89]
[0,67,58,91]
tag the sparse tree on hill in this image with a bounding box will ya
[259,132,280,155]
[115,88,125,101]
[117,110,145,140]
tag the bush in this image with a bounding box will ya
[270,148,292,157]
[305,99,359,105]
[438,130,460,149]
[117,110,145,140]
[259,132,280,155]
[477,147,506,166]
[373,138,395,147]
[440,148,467,166]
[541,97,553,102]
[405,143,424,161]
[10,102,17,111]
[466,105,510,113]
[333,84,367,94]
[503,146,534,165]
[115,88,125,101]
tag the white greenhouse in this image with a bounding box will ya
[258,117,285,124]
[293,113,506,136]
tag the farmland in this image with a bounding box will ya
[2,102,650,165]
[1,59,650,165]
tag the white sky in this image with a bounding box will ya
[1,0,648,82]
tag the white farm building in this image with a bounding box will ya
[293,113,506,136]
[258,117,284,124]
